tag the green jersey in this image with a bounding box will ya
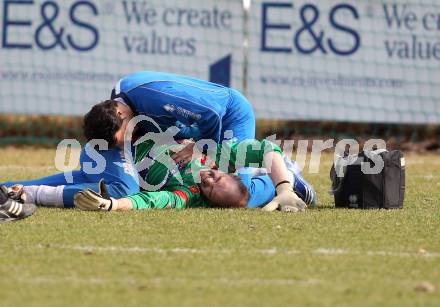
[127,140,282,210]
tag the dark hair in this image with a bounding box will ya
[83,100,122,148]
[210,175,250,209]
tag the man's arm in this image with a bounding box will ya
[74,182,191,211]
[175,122,201,140]
[125,190,188,210]
[216,140,306,212]
[214,139,282,172]
[263,151,291,188]
[229,140,291,188]
[261,151,307,212]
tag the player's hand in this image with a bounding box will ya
[262,182,307,212]
[74,180,118,211]
[171,140,198,167]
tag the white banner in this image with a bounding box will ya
[247,0,440,123]
[0,0,243,115]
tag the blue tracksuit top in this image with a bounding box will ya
[111,71,255,143]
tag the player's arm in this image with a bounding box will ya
[193,110,222,143]
[229,140,292,187]
[214,139,282,171]
[74,180,191,211]
[216,140,307,212]
[125,190,188,210]
[167,101,222,144]
[175,122,201,140]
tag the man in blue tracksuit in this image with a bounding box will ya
[2,71,315,208]
[110,71,255,143]
[2,71,256,207]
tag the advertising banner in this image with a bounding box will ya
[247,0,440,123]
[0,0,244,115]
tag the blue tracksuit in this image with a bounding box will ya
[239,157,317,208]
[4,73,312,208]
[111,71,256,143]
[2,144,139,208]
[2,146,316,208]
[2,72,257,207]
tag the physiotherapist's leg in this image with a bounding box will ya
[18,144,140,208]
[79,144,139,194]
[1,170,87,187]
[61,144,139,207]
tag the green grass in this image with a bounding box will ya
[0,147,439,307]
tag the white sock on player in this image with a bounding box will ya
[23,185,65,208]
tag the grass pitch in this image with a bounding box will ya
[0,147,439,307]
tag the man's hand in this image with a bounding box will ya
[171,140,198,167]
[74,180,118,211]
[262,181,307,212]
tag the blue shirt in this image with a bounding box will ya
[237,168,276,208]
[112,71,255,143]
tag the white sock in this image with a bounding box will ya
[23,185,65,208]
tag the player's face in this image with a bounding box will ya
[199,169,244,207]
[114,102,134,147]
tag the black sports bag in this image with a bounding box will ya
[330,150,405,209]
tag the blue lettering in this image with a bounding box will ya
[35,1,67,50]
[2,0,33,49]
[163,8,176,26]
[328,4,360,56]
[383,4,407,29]
[122,0,157,25]
[67,1,99,51]
[122,0,142,23]
[422,13,436,31]
[294,4,327,54]
[261,2,292,53]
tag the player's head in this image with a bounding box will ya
[83,100,134,148]
[199,169,249,208]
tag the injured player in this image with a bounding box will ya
[2,136,315,213]
[2,71,316,212]
[1,70,257,208]
[73,138,308,212]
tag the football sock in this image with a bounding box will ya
[23,185,65,208]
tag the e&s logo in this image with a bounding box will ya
[2,0,99,51]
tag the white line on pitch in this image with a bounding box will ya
[34,244,440,258]
[11,275,321,286]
